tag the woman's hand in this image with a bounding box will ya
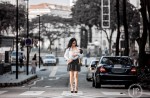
[67,59,73,64]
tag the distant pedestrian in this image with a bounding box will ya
[31,54,37,74]
[19,53,25,68]
[104,47,108,56]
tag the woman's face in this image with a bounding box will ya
[71,41,76,47]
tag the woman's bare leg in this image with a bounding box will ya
[74,71,78,92]
[69,71,74,91]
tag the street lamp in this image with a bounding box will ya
[16,0,19,79]
[24,0,29,75]
[37,15,41,68]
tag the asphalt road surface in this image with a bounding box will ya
[0,64,150,98]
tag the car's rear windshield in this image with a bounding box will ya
[101,57,133,65]
[45,56,55,59]
[91,61,99,65]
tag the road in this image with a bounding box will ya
[0,63,150,97]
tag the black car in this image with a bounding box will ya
[92,56,137,88]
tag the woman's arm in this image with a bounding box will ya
[64,48,69,60]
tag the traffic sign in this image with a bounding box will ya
[25,38,32,46]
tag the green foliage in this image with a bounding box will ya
[30,14,76,49]
[0,2,26,35]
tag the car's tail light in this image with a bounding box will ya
[131,67,137,74]
[100,67,107,73]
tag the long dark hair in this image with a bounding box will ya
[67,38,78,48]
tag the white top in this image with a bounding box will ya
[64,47,83,60]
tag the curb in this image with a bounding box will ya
[0,75,37,87]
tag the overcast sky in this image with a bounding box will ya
[29,0,70,5]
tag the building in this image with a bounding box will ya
[29,3,71,19]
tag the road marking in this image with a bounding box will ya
[20,91,45,95]
[49,77,60,80]
[44,86,51,88]
[28,77,44,86]
[49,66,58,77]
[61,91,83,96]
[0,91,7,95]
[143,92,150,95]
[102,92,126,95]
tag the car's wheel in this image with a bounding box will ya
[95,77,101,88]
[86,78,91,81]
[92,78,95,87]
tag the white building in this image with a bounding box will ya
[29,3,72,19]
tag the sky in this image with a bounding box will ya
[29,0,70,6]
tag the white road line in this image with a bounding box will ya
[49,66,58,77]
[102,92,126,95]
[28,77,44,86]
[0,91,7,95]
[61,91,83,96]
[20,91,45,95]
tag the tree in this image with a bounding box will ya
[0,2,26,36]
[72,0,139,55]
[71,0,101,43]
[30,14,76,50]
[136,0,150,68]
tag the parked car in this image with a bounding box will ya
[42,54,56,66]
[10,51,26,64]
[92,56,137,88]
[86,60,99,81]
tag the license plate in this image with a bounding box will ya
[114,64,122,68]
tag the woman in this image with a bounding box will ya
[64,38,83,93]
[31,54,37,74]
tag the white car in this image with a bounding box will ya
[86,60,99,81]
[42,54,56,66]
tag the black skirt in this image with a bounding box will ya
[67,59,81,72]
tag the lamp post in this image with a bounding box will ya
[16,0,19,79]
[24,0,29,75]
[37,15,41,68]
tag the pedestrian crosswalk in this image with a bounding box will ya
[1,90,149,97]
[0,91,7,95]
[20,91,45,95]
[102,92,126,95]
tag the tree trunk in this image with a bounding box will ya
[115,0,121,56]
[138,0,148,68]
[88,25,92,43]
[109,30,114,55]
[123,0,129,56]
[47,37,52,50]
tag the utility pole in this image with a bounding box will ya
[25,0,29,75]
[37,15,41,68]
[16,0,19,79]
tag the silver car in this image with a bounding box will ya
[86,60,99,81]
[42,54,56,66]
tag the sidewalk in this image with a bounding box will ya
[0,66,45,87]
